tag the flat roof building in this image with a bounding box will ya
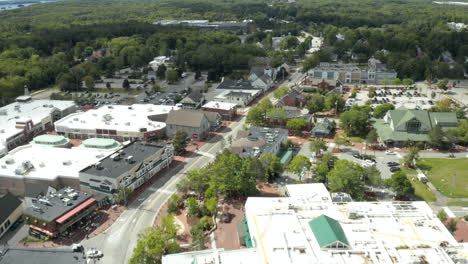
[0,144,117,196]
[0,96,76,156]
[80,141,174,196]
[230,126,288,158]
[23,187,97,238]
[55,104,179,141]
[0,247,86,264]
[164,183,467,264]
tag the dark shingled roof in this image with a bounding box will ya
[165,110,208,128]
[0,247,86,264]
[0,193,22,225]
[80,141,165,179]
[217,80,257,90]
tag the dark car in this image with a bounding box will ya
[353,154,362,159]
[390,166,401,172]
[387,161,399,167]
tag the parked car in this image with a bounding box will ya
[364,159,376,165]
[387,161,399,167]
[87,250,103,259]
[390,166,401,172]
[385,150,396,155]
[353,154,362,159]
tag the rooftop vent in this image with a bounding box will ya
[5,158,14,165]
[95,162,103,170]
[63,160,72,166]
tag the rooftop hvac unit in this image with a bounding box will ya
[39,198,52,206]
[95,162,103,170]
[63,160,72,166]
[5,158,14,165]
[125,155,134,163]
[68,192,79,200]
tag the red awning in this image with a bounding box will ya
[55,197,96,224]
[30,225,57,237]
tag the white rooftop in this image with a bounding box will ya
[165,183,465,264]
[0,144,117,181]
[162,248,261,264]
[55,104,179,133]
[0,99,75,149]
[202,101,238,111]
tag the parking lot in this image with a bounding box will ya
[70,91,134,107]
[354,88,436,110]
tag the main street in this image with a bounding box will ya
[81,115,247,264]
[81,68,303,264]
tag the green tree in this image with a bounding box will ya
[313,153,338,183]
[286,155,311,175]
[116,187,133,205]
[366,129,378,147]
[339,109,370,136]
[437,209,448,222]
[403,147,419,167]
[392,78,402,85]
[187,197,200,218]
[274,86,289,99]
[122,78,130,90]
[166,69,179,84]
[437,78,449,91]
[287,119,307,135]
[309,139,328,156]
[431,91,436,99]
[363,166,382,186]
[368,87,376,98]
[246,106,266,126]
[129,214,180,264]
[382,78,390,87]
[402,78,413,86]
[305,94,325,114]
[204,197,218,216]
[83,75,95,90]
[446,218,458,234]
[385,171,414,196]
[325,94,345,113]
[259,154,282,182]
[373,103,395,118]
[167,194,183,214]
[280,36,299,50]
[190,221,206,251]
[173,130,188,155]
[334,133,350,150]
[327,160,365,200]
[428,125,445,149]
[302,56,319,72]
[156,64,166,79]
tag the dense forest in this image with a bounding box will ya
[0,0,467,103]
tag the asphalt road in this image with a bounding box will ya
[81,114,247,264]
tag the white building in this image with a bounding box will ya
[55,104,179,141]
[0,96,76,156]
[148,56,170,71]
[214,90,260,107]
[163,183,467,264]
[0,143,117,196]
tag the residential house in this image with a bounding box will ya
[372,107,458,147]
[23,188,97,238]
[275,88,305,108]
[202,101,237,120]
[248,66,277,91]
[0,193,23,239]
[229,126,288,158]
[165,110,218,140]
[79,141,174,196]
[311,118,336,138]
[267,106,313,129]
[179,91,205,109]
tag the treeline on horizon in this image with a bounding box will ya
[0,0,466,102]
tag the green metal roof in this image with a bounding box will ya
[311,119,335,134]
[33,134,70,146]
[279,150,293,165]
[373,119,429,142]
[82,138,121,149]
[308,215,349,249]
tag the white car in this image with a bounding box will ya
[87,250,103,259]
[364,159,376,165]
[385,150,396,155]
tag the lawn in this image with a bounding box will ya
[409,176,436,203]
[447,201,468,207]
[401,166,418,176]
[349,137,364,143]
[417,158,468,198]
